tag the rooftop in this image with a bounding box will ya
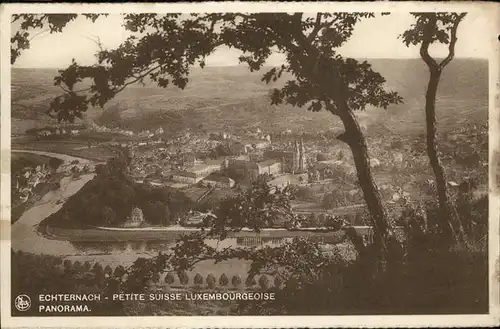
[173,171,198,178]
[184,162,221,173]
[258,159,281,167]
[204,173,235,183]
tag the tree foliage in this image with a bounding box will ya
[165,272,175,285]
[219,273,229,287]
[232,275,242,287]
[11,14,106,64]
[178,270,189,285]
[44,152,193,229]
[206,273,216,289]
[193,273,204,286]
[258,275,270,290]
[209,178,296,235]
[401,13,466,69]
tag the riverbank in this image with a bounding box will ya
[12,144,114,162]
[12,149,98,163]
[11,178,62,224]
[42,224,354,243]
[11,151,68,223]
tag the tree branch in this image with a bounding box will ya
[307,13,323,42]
[420,14,439,71]
[83,34,104,52]
[113,63,164,94]
[58,85,92,94]
[439,13,466,69]
[307,15,340,44]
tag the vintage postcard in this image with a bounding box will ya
[1,1,499,328]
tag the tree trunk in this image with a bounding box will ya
[425,67,464,244]
[335,103,390,261]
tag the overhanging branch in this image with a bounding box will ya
[307,13,323,42]
[439,13,467,69]
[420,14,439,71]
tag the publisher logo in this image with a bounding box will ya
[14,294,31,312]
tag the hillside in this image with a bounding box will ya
[11,58,488,137]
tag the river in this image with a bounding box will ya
[10,150,291,276]
[11,149,372,279]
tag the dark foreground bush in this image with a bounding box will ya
[236,192,489,315]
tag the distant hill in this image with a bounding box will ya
[11,58,488,137]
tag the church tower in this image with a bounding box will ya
[293,140,299,173]
[298,137,306,172]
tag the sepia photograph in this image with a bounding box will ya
[1,2,499,328]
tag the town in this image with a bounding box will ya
[16,119,381,231]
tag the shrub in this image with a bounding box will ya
[259,275,270,290]
[232,275,242,287]
[104,265,113,276]
[83,261,91,272]
[92,262,103,273]
[92,263,105,286]
[306,213,320,227]
[178,271,189,285]
[325,215,344,231]
[194,273,204,287]
[113,265,126,278]
[245,275,256,287]
[274,276,283,289]
[206,274,216,289]
[63,259,72,269]
[151,272,160,283]
[219,273,229,287]
[73,261,82,272]
[165,272,175,285]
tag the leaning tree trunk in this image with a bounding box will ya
[425,67,465,244]
[335,103,390,265]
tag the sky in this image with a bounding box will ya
[12,12,492,69]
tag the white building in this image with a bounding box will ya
[202,174,235,188]
[172,162,222,185]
